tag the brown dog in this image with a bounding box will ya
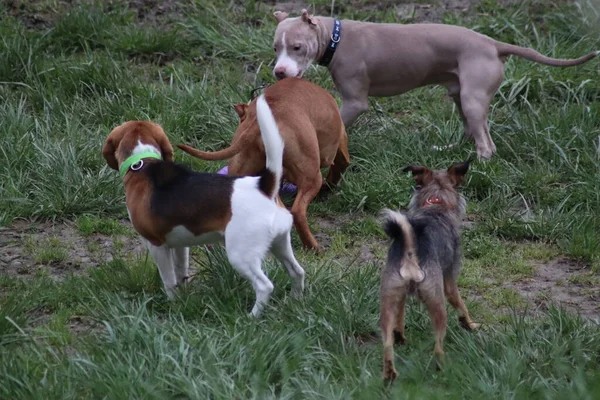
[379,161,479,382]
[177,77,350,251]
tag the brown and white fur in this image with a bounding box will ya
[379,161,480,383]
[102,95,305,317]
[272,10,599,159]
[177,78,350,252]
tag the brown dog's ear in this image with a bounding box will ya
[447,160,470,186]
[300,9,317,26]
[273,11,288,23]
[403,165,432,187]
[233,104,248,120]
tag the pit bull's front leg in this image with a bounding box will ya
[334,74,370,127]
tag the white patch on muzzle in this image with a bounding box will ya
[274,33,300,78]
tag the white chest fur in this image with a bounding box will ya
[165,225,224,247]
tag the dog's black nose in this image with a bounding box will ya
[274,70,286,80]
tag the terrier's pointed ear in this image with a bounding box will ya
[447,160,470,186]
[403,165,432,186]
[300,9,317,26]
[274,11,288,23]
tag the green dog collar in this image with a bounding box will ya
[119,151,162,177]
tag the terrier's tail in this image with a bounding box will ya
[256,94,284,199]
[381,209,425,283]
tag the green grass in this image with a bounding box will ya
[1,0,599,398]
[77,215,132,236]
[24,236,68,264]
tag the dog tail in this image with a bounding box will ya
[175,135,250,161]
[381,209,425,283]
[496,42,599,67]
[256,94,284,199]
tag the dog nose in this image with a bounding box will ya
[274,67,287,80]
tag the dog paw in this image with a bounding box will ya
[394,330,406,345]
[164,286,177,300]
[459,317,481,331]
[383,363,398,384]
[434,352,445,371]
[468,322,481,330]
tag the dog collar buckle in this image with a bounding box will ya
[319,19,341,67]
[119,151,162,177]
[130,160,144,171]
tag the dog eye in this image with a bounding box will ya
[273,46,277,52]
[293,45,301,51]
[413,186,422,191]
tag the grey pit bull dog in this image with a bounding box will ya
[272,9,599,159]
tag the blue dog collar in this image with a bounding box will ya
[319,19,341,66]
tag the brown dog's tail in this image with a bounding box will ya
[496,42,599,67]
[381,209,425,283]
[176,133,251,161]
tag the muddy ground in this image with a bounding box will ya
[1,218,598,321]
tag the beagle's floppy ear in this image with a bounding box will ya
[102,125,125,170]
[273,11,288,23]
[155,130,174,162]
[403,165,432,187]
[300,9,317,26]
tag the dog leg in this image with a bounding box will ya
[419,278,447,367]
[424,298,447,368]
[459,92,494,159]
[172,247,190,284]
[444,279,480,330]
[146,242,177,299]
[226,242,274,317]
[458,64,503,159]
[338,78,370,128]
[340,98,369,128]
[394,295,407,345]
[325,128,351,187]
[271,232,305,296]
[291,173,322,251]
[380,278,405,383]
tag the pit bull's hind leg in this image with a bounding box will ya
[457,60,504,159]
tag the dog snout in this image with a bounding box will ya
[274,66,287,80]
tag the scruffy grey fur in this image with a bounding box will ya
[379,161,480,383]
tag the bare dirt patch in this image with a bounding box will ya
[506,258,599,321]
[0,220,144,281]
[312,214,599,321]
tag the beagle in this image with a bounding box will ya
[102,95,305,317]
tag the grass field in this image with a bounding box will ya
[1,0,599,398]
